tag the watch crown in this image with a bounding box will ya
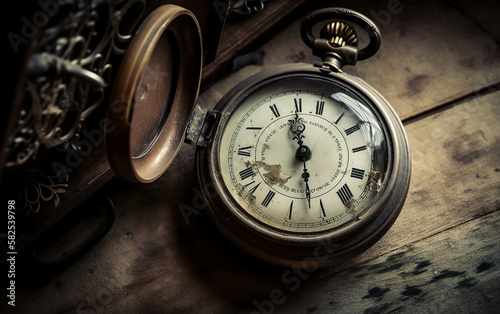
[320,21,358,48]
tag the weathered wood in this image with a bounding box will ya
[261,209,500,314]
[200,0,500,121]
[449,0,500,42]
[10,87,500,314]
[329,90,500,273]
[6,0,500,313]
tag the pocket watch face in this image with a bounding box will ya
[216,73,388,234]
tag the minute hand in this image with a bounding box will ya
[302,160,311,208]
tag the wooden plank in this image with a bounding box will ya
[199,0,500,121]
[11,88,500,314]
[448,0,500,42]
[255,209,500,314]
[323,89,500,274]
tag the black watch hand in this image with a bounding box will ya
[290,111,313,208]
[289,111,305,145]
[302,160,311,208]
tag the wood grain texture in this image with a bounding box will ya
[449,0,500,42]
[6,0,500,313]
[261,210,500,314]
[10,80,500,314]
[337,91,500,266]
[201,0,500,121]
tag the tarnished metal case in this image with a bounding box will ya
[196,64,411,268]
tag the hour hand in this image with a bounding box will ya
[289,111,306,145]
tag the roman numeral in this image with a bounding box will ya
[269,104,280,118]
[320,199,326,218]
[352,145,367,153]
[244,181,261,194]
[261,190,275,207]
[294,98,302,112]
[337,184,353,205]
[237,146,252,157]
[246,126,262,130]
[239,167,254,181]
[351,168,365,180]
[345,124,360,136]
[335,112,345,124]
[315,100,325,115]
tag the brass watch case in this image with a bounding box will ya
[196,64,411,268]
[106,5,202,183]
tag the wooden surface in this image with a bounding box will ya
[6,0,500,313]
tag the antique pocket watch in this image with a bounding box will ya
[107,6,411,268]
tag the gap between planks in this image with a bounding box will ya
[318,89,500,277]
[272,209,500,314]
[402,82,500,125]
[317,207,500,282]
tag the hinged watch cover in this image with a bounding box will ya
[106,5,202,183]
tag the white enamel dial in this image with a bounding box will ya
[217,78,386,233]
